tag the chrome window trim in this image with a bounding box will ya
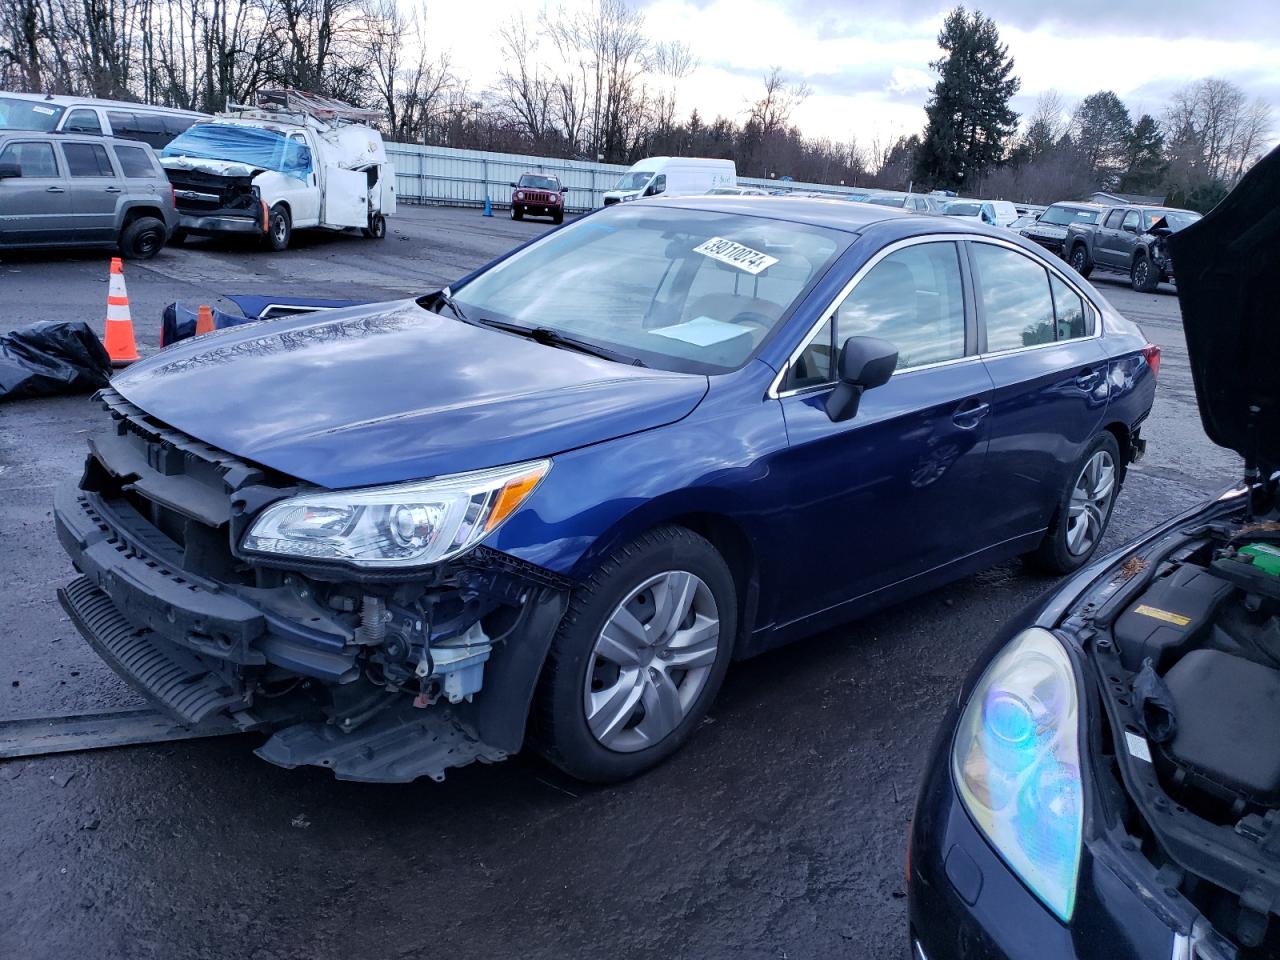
[768,232,1103,400]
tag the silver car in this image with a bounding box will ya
[0,131,177,258]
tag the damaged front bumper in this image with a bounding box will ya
[53,390,569,782]
[178,211,265,236]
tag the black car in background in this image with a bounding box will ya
[1064,205,1202,292]
[909,146,1280,959]
[1020,202,1106,256]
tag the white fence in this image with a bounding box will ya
[384,142,866,212]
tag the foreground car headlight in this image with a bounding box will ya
[242,460,549,568]
[952,627,1083,922]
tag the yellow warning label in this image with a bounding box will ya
[1133,604,1192,626]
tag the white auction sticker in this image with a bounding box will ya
[32,105,56,115]
[693,237,778,275]
[1124,731,1152,763]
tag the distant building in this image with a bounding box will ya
[1084,190,1168,206]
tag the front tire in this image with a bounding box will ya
[119,217,166,260]
[361,212,386,239]
[1028,432,1121,574]
[511,205,524,221]
[1068,244,1093,278]
[530,526,736,782]
[265,204,291,251]
[1131,254,1159,292]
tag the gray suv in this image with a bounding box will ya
[0,132,177,259]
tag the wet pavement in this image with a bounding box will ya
[0,210,1237,960]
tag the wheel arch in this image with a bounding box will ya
[120,204,165,229]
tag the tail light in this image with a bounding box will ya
[1142,343,1161,378]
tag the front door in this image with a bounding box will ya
[0,140,69,245]
[773,239,993,627]
[58,141,120,242]
[1093,208,1129,268]
[967,240,1110,544]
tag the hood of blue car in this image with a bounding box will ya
[1170,143,1280,473]
[111,299,709,488]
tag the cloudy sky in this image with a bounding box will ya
[433,0,1280,147]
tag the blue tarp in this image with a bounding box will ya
[162,124,314,181]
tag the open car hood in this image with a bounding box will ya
[1170,143,1280,473]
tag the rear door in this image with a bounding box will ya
[0,139,69,245]
[773,238,994,625]
[58,141,121,242]
[970,240,1109,545]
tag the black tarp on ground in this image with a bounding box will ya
[0,321,112,403]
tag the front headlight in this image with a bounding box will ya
[242,459,549,568]
[952,627,1083,922]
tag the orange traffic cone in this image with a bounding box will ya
[103,257,139,366]
[195,304,215,336]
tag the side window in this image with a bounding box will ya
[1050,274,1088,341]
[789,317,834,389]
[1121,210,1141,232]
[649,174,667,196]
[106,110,136,138]
[113,144,156,178]
[63,109,102,135]
[1103,209,1125,229]
[162,115,196,141]
[130,114,168,149]
[972,243,1056,352]
[62,142,115,177]
[0,141,59,177]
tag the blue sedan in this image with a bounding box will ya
[54,196,1158,783]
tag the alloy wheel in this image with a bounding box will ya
[1066,450,1116,556]
[583,570,720,753]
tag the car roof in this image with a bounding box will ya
[645,194,915,233]
[0,91,205,116]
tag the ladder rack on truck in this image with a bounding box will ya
[225,88,383,128]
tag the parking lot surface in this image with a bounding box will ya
[0,206,1239,960]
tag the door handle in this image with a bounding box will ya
[952,397,990,428]
[46,186,65,193]
[104,186,122,193]
[1075,368,1103,390]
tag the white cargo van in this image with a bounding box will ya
[602,157,735,206]
[158,90,395,251]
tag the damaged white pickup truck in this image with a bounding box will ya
[159,89,396,251]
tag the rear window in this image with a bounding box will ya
[114,144,157,178]
[63,142,115,177]
[1039,206,1100,226]
[0,97,64,132]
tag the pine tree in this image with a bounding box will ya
[914,7,1020,190]
[1071,91,1134,188]
[1120,114,1167,194]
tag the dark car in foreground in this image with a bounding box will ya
[55,197,1158,785]
[510,173,566,223]
[0,131,176,258]
[1064,204,1202,292]
[909,147,1280,960]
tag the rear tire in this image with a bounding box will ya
[119,217,166,260]
[361,212,386,239]
[1131,254,1159,292]
[1028,432,1121,574]
[265,204,291,251]
[1068,244,1093,279]
[530,526,736,783]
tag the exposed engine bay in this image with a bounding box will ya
[1083,498,1280,958]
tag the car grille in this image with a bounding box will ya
[82,388,293,584]
[522,190,556,204]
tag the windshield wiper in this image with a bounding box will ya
[434,288,468,322]
[472,317,645,367]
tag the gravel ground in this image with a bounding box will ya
[0,207,1237,960]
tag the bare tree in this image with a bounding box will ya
[492,14,554,147]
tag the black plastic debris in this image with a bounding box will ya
[1134,657,1178,743]
[0,321,112,403]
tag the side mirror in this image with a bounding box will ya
[0,160,21,179]
[826,335,899,422]
[510,182,518,188]
[560,186,568,193]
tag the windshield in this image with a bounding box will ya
[0,97,64,132]
[613,170,655,192]
[519,175,559,190]
[1150,210,1202,231]
[162,123,313,180]
[867,195,907,208]
[448,206,847,374]
[1040,205,1100,226]
[944,201,982,216]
